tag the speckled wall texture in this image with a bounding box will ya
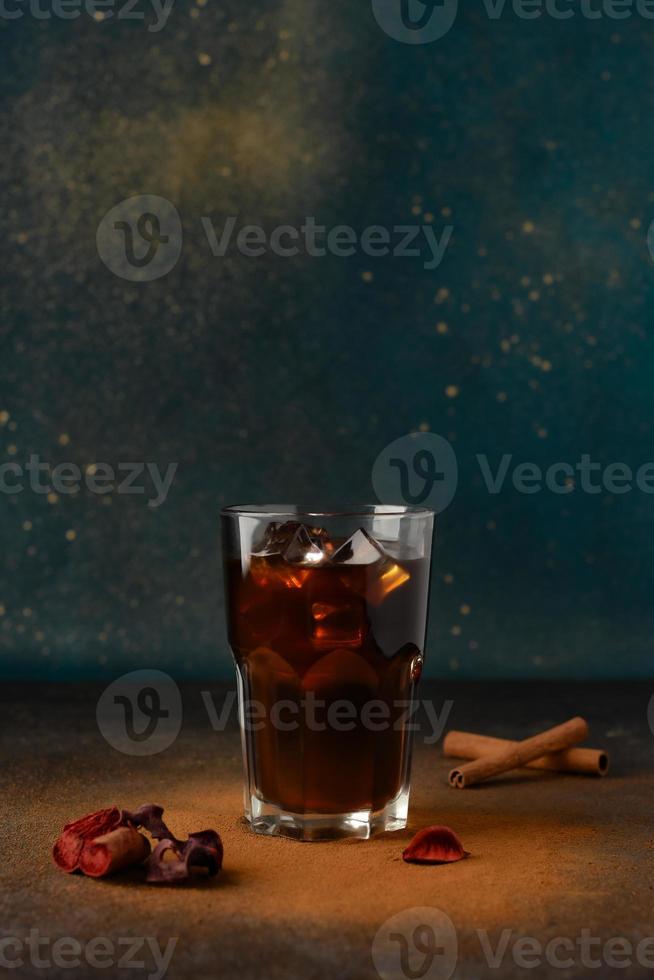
[1,1,653,680]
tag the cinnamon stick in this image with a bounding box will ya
[78,826,150,878]
[443,730,608,777]
[448,717,589,788]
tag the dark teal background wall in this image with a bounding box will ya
[1,1,653,680]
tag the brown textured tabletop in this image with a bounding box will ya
[2,681,654,979]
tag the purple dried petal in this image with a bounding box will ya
[144,840,188,883]
[188,830,223,854]
[122,804,181,847]
[184,832,223,873]
[145,833,223,884]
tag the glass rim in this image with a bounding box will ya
[221,504,434,519]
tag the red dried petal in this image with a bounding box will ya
[402,825,469,865]
[79,827,151,878]
[52,807,123,873]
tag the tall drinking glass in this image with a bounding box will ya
[221,505,434,841]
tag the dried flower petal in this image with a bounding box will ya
[52,807,123,873]
[125,804,223,883]
[402,825,469,865]
[123,804,179,846]
[145,831,223,884]
[53,803,223,884]
[79,826,151,878]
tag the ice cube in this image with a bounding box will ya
[283,525,327,566]
[252,521,302,557]
[250,554,307,590]
[311,601,366,648]
[330,528,385,565]
[252,521,331,559]
[306,524,335,557]
[331,528,410,606]
[368,560,410,606]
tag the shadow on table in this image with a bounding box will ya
[97,866,242,891]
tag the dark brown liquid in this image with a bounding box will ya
[225,542,430,814]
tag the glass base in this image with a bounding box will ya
[246,789,410,841]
